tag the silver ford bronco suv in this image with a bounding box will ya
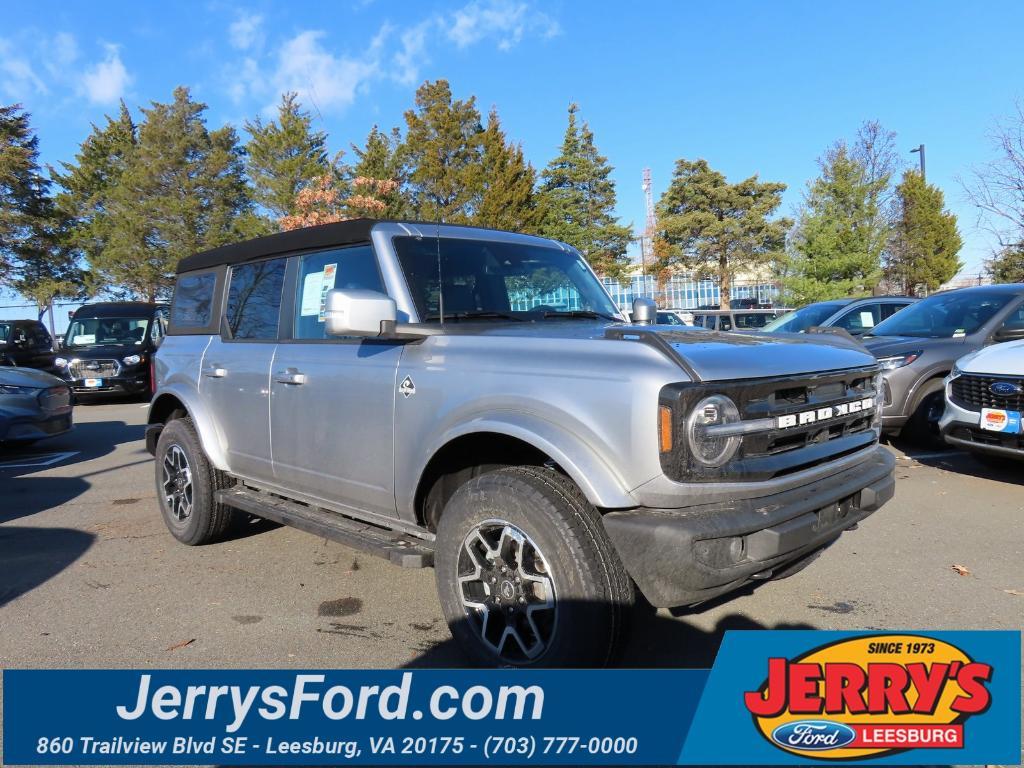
[146,220,895,667]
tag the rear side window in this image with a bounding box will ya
[171,272,218,328]
[293,245,383,340]
[880,302,910,321]
[834,304,881,332]
[226,259,287,340]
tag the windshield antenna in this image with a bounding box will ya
[435,221,444,324]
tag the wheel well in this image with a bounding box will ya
[416,433,553,531]
[909,373,949,412]
[149,394,188,425]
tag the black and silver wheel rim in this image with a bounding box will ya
[457,520,556,663]
[161,444,193,523]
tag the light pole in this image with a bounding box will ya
[910,144,925,180]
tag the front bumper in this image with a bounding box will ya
[0,409,73,443]
[63,373,150,396]
[940,395,1024,459]
[602,445,895,607]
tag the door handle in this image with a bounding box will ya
[274,369,306,385]
[203,366,227,378]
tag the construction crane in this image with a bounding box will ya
[640,168,656,297]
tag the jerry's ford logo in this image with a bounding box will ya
[776,397,875,429]
[771,721,856,751]
[989,381,1023,397]
[744,634,993,760]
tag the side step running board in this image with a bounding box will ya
[216,486,433,568]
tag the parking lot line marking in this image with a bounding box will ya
[0,451,80,469]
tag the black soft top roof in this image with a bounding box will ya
[72,302,166,319]
[177,219,379,273]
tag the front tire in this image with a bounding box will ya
[901,389,946,448]
[154,417,238,545]
[434,466,633,667]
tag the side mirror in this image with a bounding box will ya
[324,289,398,338]
[631,297,657,325]
[993,327,1024,343]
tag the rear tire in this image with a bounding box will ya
[434,466,633,668]
[154,417,239,545]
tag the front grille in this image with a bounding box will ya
[950,374,1024,412]
[69,358,120,379]
[660,366,880,482]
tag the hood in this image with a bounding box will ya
[432,320,878,380]
[609,326,877,380]
[59,343,144,357]
[955,339,1024,376]
[861,335,942,358]
[0,366,67,388]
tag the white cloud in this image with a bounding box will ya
[229,13,264,51]
[0,38,48,99]
[393,20,431,86]
[81,44,131,104]
[264,30,382,114]
[446,0,560,51]
[51,32,79,69]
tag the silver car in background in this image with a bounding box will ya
[0,367,74,447]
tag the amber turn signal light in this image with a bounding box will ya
[658,405,673,453]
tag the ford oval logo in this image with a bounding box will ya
[989,381,1023,397]
[770,720,857,751]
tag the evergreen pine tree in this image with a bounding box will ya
[63,88,251,300]
[244,92,330,222]
[1,104,83,307]
[538,103,631,279]
[53,101,137,297]
[474,109,543,233]
[784,142,889,303]
[655,159,790,306]
[986,243,1024,284]
[886,171,962,292]
[401,80,483,223]
[348,125,408,218]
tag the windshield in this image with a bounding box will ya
[866,290,1015,339]
[64,317,151,347]
[394,237,621,322]
[762,302,848,333]
[734,311,779,329]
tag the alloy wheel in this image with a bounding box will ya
[457,520,556,663]
[161,444,193,522]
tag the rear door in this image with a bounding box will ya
[269,244,403,518]
[200,257,286,481]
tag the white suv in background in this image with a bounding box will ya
[941,339,1024,461]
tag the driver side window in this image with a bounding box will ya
[997,303,1024,336]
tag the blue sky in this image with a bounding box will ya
[2,0,1023,317]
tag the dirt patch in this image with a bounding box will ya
[232,615,263,625]
[318,597,363,617]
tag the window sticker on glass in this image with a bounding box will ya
[953,328,966,338]
[73,334,96,345]
[860,311,875,327]
[300,270,324,317]
[318,263,337,321]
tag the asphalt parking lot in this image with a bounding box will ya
[1,400,1022,674]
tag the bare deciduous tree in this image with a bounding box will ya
[962,102,1024,250]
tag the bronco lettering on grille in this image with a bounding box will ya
[776,397,875,429]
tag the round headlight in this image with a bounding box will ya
[686,395,742,467]
[123,354,142,366]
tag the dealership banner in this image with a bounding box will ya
[3,631,1019,765]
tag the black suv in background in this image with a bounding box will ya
[56,302,169,398]
[0,320,58,372]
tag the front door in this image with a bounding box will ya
[269,244,403,518]
[200,257,287,482]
